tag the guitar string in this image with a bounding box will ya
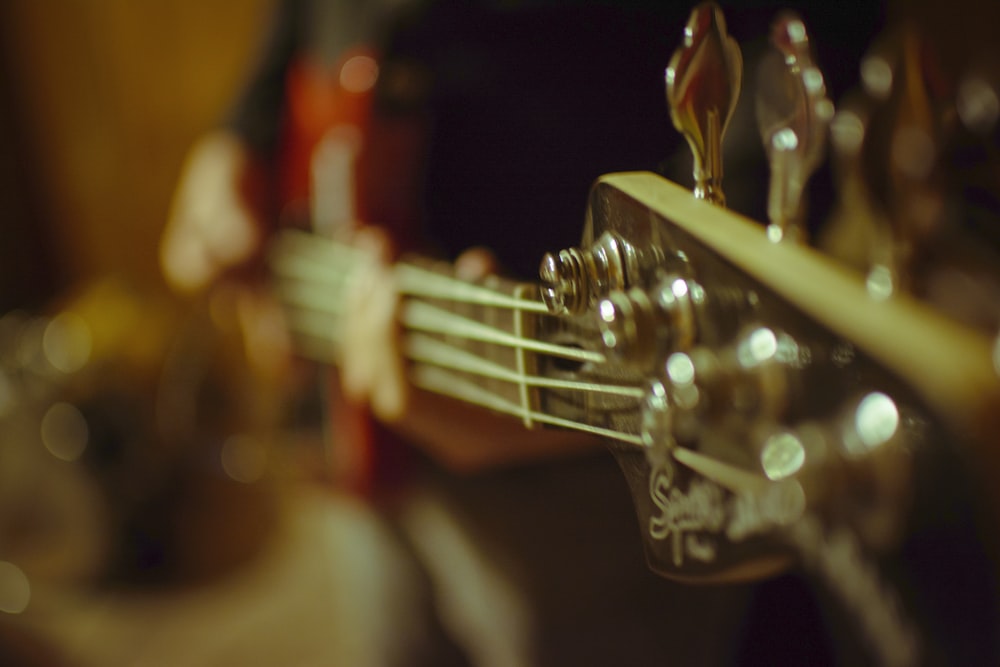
[280,304,634,397]
[275,251,551,313]
[283,304,767,492]
[672,448,769,495]
[271,230,550,312]
[403,300,604,363]
[277,278,350,316]
[410,365,646,446]
[397,263,550,313]
[271,230,674,450]
[409,363,766,495]
[405,333,643,397]
[274,275,603,363]
[281,324,646,446]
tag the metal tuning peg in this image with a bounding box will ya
[756,13,833,243]
[597,274,751,371]
[539,231,641,315]
[597,275,700,370]
[666,2,743,206]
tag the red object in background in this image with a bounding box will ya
[278,47,426,497]
[279,48,376,213]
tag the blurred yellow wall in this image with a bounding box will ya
[0,0,275,293]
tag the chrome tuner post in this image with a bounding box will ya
[539,247,588,315]
[640,377,675,467]
[597,274,698,370]
[597,273,753,371]
[665,2,742,206]
[539,231,640,315]
[756,12,833,243]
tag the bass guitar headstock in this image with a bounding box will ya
[538,4,1000,661]
[555,172,997,573]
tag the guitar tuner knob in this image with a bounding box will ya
[759,430,809,481]
[838,391,903,458]
[755,12,832,243]
[666,2,743,205]
[539,232,639,315]
[855,26,945,297]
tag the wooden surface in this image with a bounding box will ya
[0,0,275,292]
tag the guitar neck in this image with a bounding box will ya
[268,229,643,445]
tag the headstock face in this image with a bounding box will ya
[544,163,1000,663]
[532,3,1000,599]
[568,174,951,583]
[535,168,1000,666]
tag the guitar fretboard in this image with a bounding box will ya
[268,229,649,446]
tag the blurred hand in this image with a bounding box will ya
[160,131,266,293]
[339,227,499,421]
[338,226,408,421]
[336,227,601,473]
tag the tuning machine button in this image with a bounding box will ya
[756,12,833,243]
[666,2,743,206]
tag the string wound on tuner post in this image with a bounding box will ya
[665,2,742,206]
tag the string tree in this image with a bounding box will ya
[665,2,743,206]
